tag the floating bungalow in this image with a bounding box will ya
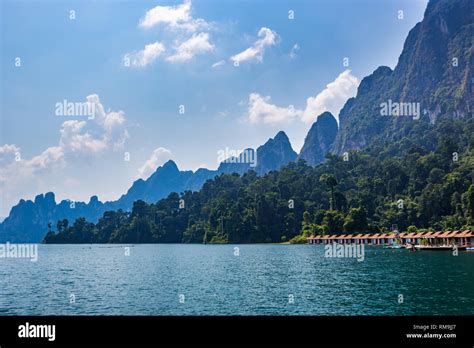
[307,230,474,248]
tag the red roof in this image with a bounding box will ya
[438,231,452,238]
[447,231,460,237]
[405,232,421,238]
[420,231,434,238]
[457,230,474,238]
[307,230,473,241]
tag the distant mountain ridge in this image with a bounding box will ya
[0,131,298,242]
[1,0,471,242]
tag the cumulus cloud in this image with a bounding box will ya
[54,94,130,153]
[86,94,129,150]
[2,94,128,169]
[126,1,215,67]
[139,0,209,32]
[0,144,20,165]
[59,120,107,153]
[247,93,300,124]
[138,147,173,179]
[301,69,359,123]
[231,27,278,64]
[0,94,129,214]
[0,145,66,215]
[23,146,65,174]
[166,32,214,63]
[0,145,21,181]
[124,42,166,67]
[244,70,359,124]
[0,144,20,155]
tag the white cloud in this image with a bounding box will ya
[26,146,65,172]
[244,70,359,124]
[139,0,209,32]
[138,147,173,179]
[59,120,107,153]
[166,32,214,63]
[57,94,130,153]
[231,27,277,64]
[247,93,301,124]
[0,144,21,182]
[0,145,66,215]
[302,70,359,123]
[124,42,166,67]
[290,43,300,59]
[126,1,216,67]
[0,144,20,155]
[0,144,20,166]
[212,60,225,68]
[6,94,128,165]
[0,94,129,215]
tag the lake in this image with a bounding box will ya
[0,244,473,315]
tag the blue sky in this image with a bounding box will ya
[0,0,428,217]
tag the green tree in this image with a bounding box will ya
[343,207,368,233]
[320,174,338,210]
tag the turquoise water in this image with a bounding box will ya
[0,244,473,315]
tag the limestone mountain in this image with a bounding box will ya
[256,131,298,174]
[110,160,193,211]
[1,0,471,242]
[0,132,296,242]
[332,0,473,155]
[298,112,338,166]
[0,193,106,243]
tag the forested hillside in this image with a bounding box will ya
[43,117,474,244]
[42,0,474,244]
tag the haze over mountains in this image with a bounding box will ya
[0,130,303,242]
[0,0,472,242]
